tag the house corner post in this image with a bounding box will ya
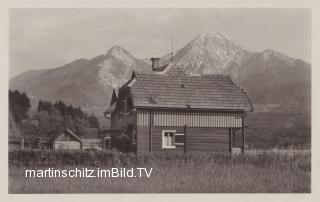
[229,128,233,154]
[184,124,187,154]
[149,110,153,153]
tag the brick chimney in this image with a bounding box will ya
[150,58,160,71]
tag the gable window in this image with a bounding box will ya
[162,130,176,148]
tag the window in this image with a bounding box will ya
[162,130,176,148]
[132,131,137,145]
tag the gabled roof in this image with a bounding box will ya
[53,129,82,142]
[127,66,253,111]
[110,89,118,106]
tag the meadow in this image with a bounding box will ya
[8,149,310,193]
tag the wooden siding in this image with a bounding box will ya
[82,139,102,150]
[137,125,230,153]
[53,141,81,150]
[137,111,243,128]
[137,111,150,126]
[137,126,150,154]
[187,127,229,152]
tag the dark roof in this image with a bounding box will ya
[127,65,253,111]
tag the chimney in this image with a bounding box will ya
[150,58,160,71]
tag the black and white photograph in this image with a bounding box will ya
[7,7,312,194]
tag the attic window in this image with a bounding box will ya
[180,84,185,88]
[149,94,157,104]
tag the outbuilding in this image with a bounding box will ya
[52,129,82,150]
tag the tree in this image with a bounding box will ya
[88,113,99,128]
[9,90,31,123]
[34,99,100,137]
[37,100,53,112]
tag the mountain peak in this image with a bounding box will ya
[105,45,137,64]
[170,31,250,74]
[107,45,130,56]
[261,49,295,64]
[196,32,231,41]
[189,31,243,50]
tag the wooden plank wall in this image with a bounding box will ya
[53,141,81,150]
[137,111,243,128]
[137,125,229,153]
[137,126,149,154]
[187,127,229,152]
[136,110,243,153]
[137,111,149,126]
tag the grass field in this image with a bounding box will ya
[8,150,310,193]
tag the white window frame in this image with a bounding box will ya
[162,130,176,149]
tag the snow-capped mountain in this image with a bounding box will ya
[162,32,251,75]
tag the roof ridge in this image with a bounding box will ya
[202,74,230,78]
[233,83,247,93]
[134,70,231,78]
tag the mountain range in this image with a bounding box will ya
[10,32,311,120]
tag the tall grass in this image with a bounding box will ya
[9,150,310,193]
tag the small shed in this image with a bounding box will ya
[53,129,82,150]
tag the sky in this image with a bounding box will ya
[9,8,311,78]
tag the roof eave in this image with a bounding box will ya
[135,106,250,112]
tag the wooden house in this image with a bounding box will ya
[104,61,253,154]
[52,129,82,150]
